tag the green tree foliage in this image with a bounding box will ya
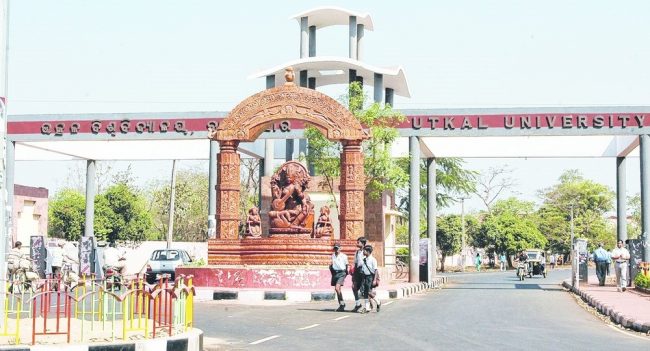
[476,198,547,265]
[48,189,86,240]
[436,214,479,272]
[537,170,615,253]
[49,183,153,243]
[628,193,641,239]
[147,167,209,242]
[99,182,154,243]
[304,82,409,201]
[396,158,476,214]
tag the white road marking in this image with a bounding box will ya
[249,335,281,345]
[606,324,650,341]
[333,315,350,321]
[383,301,394,306]
[297,324,320,330]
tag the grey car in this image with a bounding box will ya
[145,249,192,284]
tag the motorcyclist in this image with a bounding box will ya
[516,251,528,264]
[103,242,127,275]
[7,241,24,275]
[515,250,529,276]
[7,241,38,291]
[61,241,80,287]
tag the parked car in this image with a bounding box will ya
[145,249,193,284]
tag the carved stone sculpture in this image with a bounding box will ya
[314,206,333,238]
[268,161,314,236]
[244,207,262,238]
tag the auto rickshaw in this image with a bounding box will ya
[524,249,547,278]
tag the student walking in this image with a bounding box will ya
[359,245,380,314]
[499,253,507,271]
[330,243,349,312]
[351,237,367,312]
[475,253,482,272]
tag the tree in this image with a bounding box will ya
[396,158,476,214]
[436,214,479,272]
[305,82,409,204]
[96,182,154,243]
[476,198,547,267]
[62,161,135,194]
[239,159,261,236]
[472,165,517,213]
[48,189,86,240]
[537,170,615,254]
[147,167,209,242]
[628,193,641,239]
[49,182,154,243]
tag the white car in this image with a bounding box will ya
[145,249,192,284]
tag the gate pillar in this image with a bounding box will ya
[339,140,365,239]
[216,140,241,239]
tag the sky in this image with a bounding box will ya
[6,0,650,214]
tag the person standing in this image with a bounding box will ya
[475,253,482,272]
[50,240,65,291]
[330,243,349,312]
[350,237,367,312]
[592,243,610,286]
[499,252,507,271]
[50,240,64,278]
[610,240,631,292]
[549,253,556,270]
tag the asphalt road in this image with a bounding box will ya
[194,269,650,350]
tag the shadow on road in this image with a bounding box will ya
[445,282,565,292]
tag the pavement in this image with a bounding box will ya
[193,275,448,304]
[563,275,650,333]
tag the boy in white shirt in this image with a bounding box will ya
[330,243,349,312]
[359,245,381,313]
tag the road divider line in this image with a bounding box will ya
[383,301,394,306]
[250,335,281,345]
[333,315,350,321]
[297,324,320,330]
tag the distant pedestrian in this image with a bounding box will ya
[351,237,367,312]
[610,240,631,292]
[475,253,482,272]
[592,243,609,286]
[330,243,349,312]
[540,252,546,273]
[549,253,556,270]
[499,253,507,271]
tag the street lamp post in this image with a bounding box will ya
[460,197,467,272]
[570,203,578,289]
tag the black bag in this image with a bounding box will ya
[364,260,380,288]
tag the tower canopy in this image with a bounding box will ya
[290,6,374,30]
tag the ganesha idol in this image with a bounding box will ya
[268,161,315,236]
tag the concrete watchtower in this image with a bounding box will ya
[250,7,411,270]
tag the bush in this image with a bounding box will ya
[184,257,207,267]
[396,247,410,264]
[634,273,650,289]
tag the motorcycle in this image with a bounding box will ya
[60,258,80,292]
[103,257,126,291]
[9,257,39,293]
[516,262,527,281]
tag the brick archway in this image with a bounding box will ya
[211,74,368,240]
